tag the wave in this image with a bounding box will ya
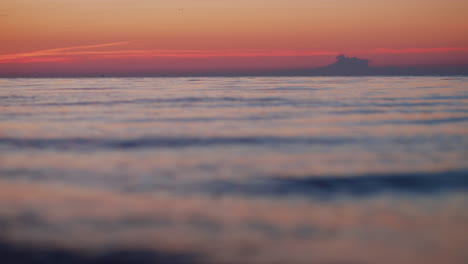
[2,167,466,198]
[1,134,464,151]
[204,170,468,198]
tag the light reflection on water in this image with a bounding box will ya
[0,77,467,263]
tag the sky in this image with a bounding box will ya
[0,0,467,76]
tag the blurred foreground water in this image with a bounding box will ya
[1,77,467,263]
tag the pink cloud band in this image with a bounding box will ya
[1,42,467,64]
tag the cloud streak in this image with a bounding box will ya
[375,47,468,54]
[0,42,130,63]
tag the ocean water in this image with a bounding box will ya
[0,77,467,264]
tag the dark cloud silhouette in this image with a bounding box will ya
[310,54,371,75]
[186,54,463,77]
[330,55,369,69]
[275,54,468,76]
[170,55,468,77]
[335,54,370,66]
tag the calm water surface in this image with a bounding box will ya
[1,77,467,263]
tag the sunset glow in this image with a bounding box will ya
[1,0,467,75]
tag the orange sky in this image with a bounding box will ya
[1,0,467,75]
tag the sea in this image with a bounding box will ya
[0,76,467,264]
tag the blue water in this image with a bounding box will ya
[1,77,467,264]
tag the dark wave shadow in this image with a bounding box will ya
[32,96,292,107]
[361,116,468,125]
[0,241,199,264]
[205,170,468,198]
[0,136,358,150]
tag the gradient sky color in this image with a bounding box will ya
[1,0,467,76]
